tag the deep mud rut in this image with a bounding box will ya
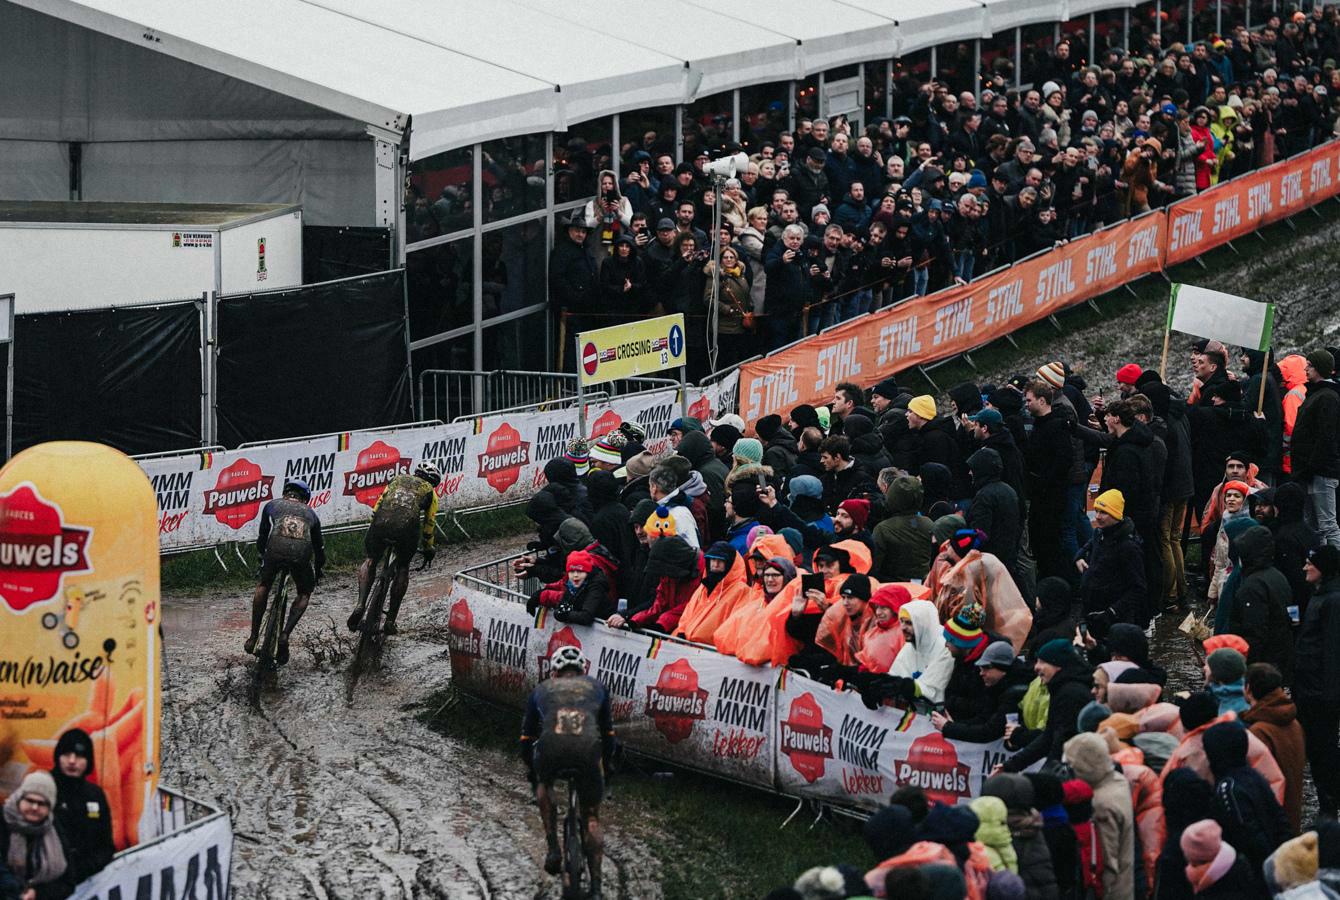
[158,537,661,900]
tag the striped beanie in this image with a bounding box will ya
[565,438,590,476]
[590,431,626,467]
[943,600,988,653]
[1036,361,1066,389]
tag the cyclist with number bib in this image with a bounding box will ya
[347,462,440,636]
[246,479,324,664]
[520,646,614,900]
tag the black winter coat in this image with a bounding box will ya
[51,770,113,885]
[1100,423,1159,533]
[1078,517,1147,627]
[1025,409,1074,511]
[1294,574,1340,703]
[942,659,1033,743]
[1001,661,1093,771]
[1292,379,1340,480]
[1160,400,1195,502]
[982,428,1027,503]
[1269,483,1317,614]
[914,416,969,499]
[821,461,877,513]
[548,237,597,313]
[966,448,1022,571]
[1228,525,1295,683]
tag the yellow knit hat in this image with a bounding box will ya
[908,395,937,421]
[1094,489,1125,520]
[645,505,677,538]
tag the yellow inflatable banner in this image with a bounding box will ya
[0,442,161,850]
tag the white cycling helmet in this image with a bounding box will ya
[551,645,587,673]
[414,460,442,487]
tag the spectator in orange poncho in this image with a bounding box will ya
[927,528,1034,652]
[673,541,752,645]
[856,583,922,673]
[1160,691,1286,805]
[714,534,795,659]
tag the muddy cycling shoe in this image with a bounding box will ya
[276,641,290,666]
[243,634,258,655]
[543,846,562,876]
[347,609,364,632]
[383,621,398,636]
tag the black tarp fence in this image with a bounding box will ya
[302,225,392,284]
[215,269,411,446]
[5,301,204,455]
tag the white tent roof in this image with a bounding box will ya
[9,0,1132,161]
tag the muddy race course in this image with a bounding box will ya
[157,536,662,900]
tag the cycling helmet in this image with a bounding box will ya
[550,645,587,674]
[414,461,442,487]
[283,479,312,502]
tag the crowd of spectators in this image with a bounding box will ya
[1,729,116,899]
[547,9,1340,376]
[514,321,1340,897]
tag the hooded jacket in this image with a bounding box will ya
[630,537,703,632]
[889,600,956,705]
[982,773,1060,900]
[1271,482,1318,613]
[1161,711,1287,806]
[1278,354,1308,473]
[927,546,1034,653]
[970,796,1019,873]
[1241,687,1305,834]
[527,458,592,547]
[871,476,935,583]
[1101,422,1160,532]
[530,565,613,626]
[586,470,635,575]
[1078,516,1148,627]
[913,416,970,500]
[678,430,728,530]
[715,534,795,660]
[1028,577,1076,657]
[844,414,894,477]
[1066,733,1136,900]
[966,448,1022,571]
[1203,722,1293,878]
[1227,525,1295,682]
[674,545,751,644]
[50,728,114,884]
[760,424,798,480]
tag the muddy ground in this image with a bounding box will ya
[158,536,662,900]
[157,211,1340,899]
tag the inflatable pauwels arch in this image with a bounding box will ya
[0,441,161,850]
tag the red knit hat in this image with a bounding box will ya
[1224,480,1251,497]
[1061,778,1094,805]
[869,584,912,612]
[566,551,597,574]
[1116,363,1143,385]
[837,499,871,531]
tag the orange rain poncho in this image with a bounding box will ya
[926,545,1033,652]
[674,549,752,644]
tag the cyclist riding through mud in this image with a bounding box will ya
[247,478,325,664]
[347,462,440,635]
[520,645,614,900]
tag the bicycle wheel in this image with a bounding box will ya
[347,549,391,701]
[258,572,290,672]
[561,781,586,900]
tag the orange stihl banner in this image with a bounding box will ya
[739,139,1340,423]
[739,213,1165,421]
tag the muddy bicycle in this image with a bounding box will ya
[250,567,291,700]
[556,771,591,900]
[345,546,427,701]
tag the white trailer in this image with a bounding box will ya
[0,201,302,312]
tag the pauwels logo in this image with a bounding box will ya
[893,732,972,806]
[538,626,584,681]
[477,422,530,493]
[343,440,410,508]
[202,458,273,529]
[780,692,834,784]
[447,597,482,677]
[588,409,621,442]
[0,484,92,613]
[644,658,708,744]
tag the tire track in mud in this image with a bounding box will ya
[158,537,659,899]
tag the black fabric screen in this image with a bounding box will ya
[215,270,410,446]
[9,302,202,455]
[302,226,392,284]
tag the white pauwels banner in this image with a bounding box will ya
[775,670,1015,813]
[72,809,232,900]
[448,582,1017,809]
[140,382,736,553]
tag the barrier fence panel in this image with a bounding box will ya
[448,559,1017,811]
[7,299,204,455]
[215,269,411,447]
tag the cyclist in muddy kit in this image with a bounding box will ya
[520,646,615,900]
[247,479,325,664]
[347,462,440,636]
